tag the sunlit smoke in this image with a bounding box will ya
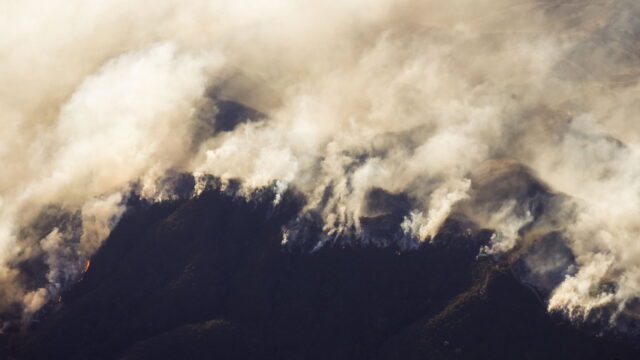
[2,0,640,327]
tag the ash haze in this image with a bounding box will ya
[2,0,640,330]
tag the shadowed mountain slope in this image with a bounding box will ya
[7,186,640,359]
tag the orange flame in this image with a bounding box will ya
[83,259,91,273]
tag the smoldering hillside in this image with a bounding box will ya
[2,0,640,346]
[7,181,640,360]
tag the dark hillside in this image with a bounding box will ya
[7,186,639,359]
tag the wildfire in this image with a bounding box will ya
[83,259,91,273]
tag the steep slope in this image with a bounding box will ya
[8,186,640,359]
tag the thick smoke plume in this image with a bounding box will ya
[2,0,640,328]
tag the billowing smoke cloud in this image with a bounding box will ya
[2,0,640,329]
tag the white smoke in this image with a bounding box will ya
[1,0,640,327]
[0,38,218,317]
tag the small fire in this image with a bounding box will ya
[83,259,91,273]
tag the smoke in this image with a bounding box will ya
[2,0,640,328]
